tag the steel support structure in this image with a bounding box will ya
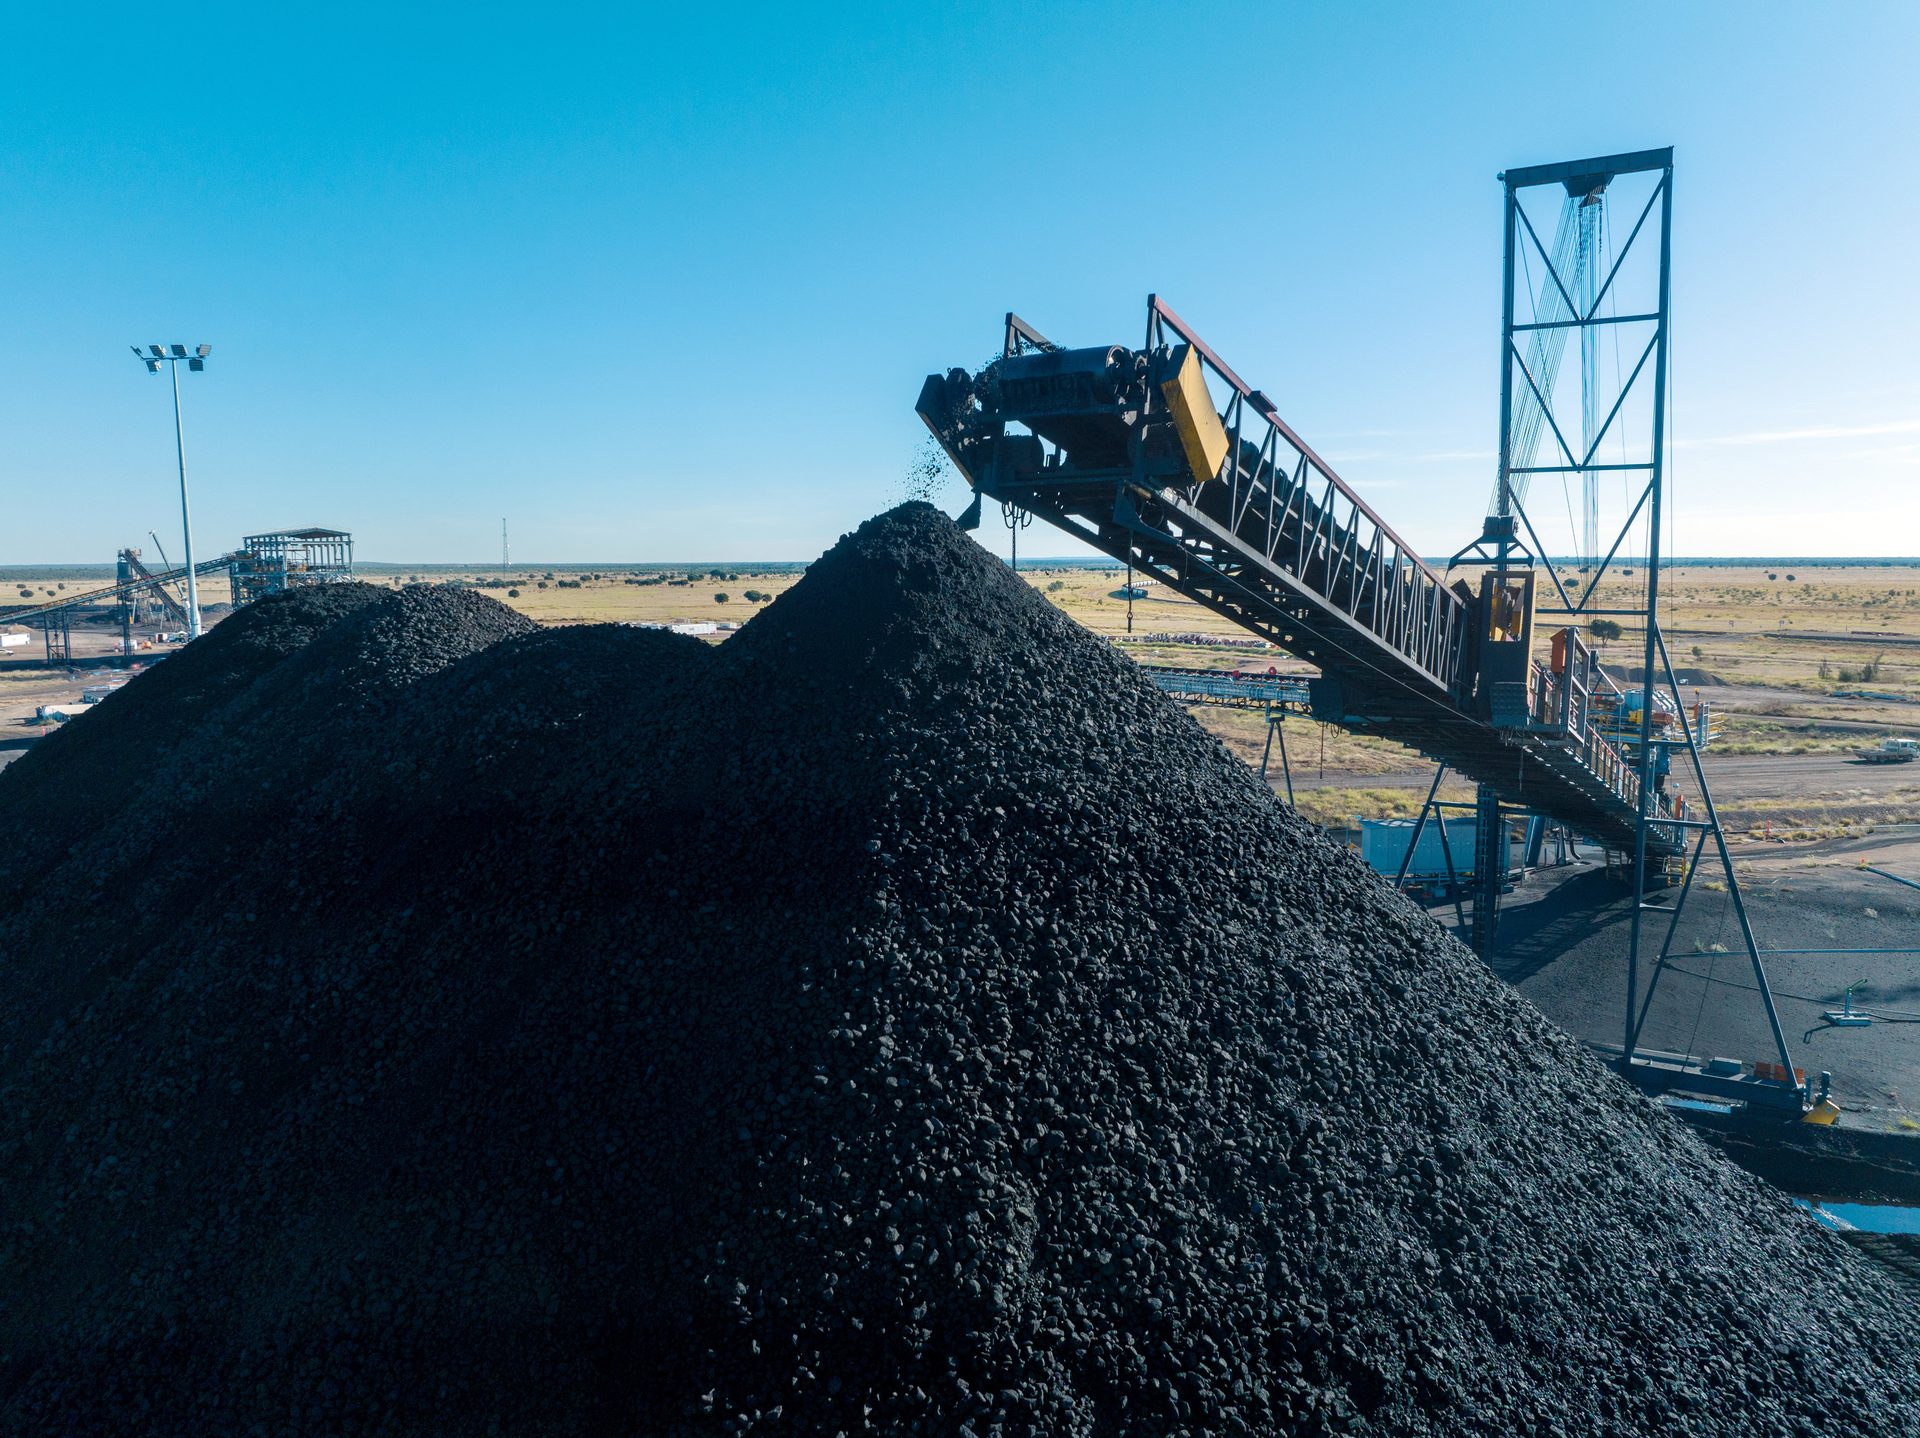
[1488,148,1801,1106]
[1393,765,1468,932]
[40,611,71,665]
[1258,708,1295,805]
[116,549,135,656]
[1471,785,1503,955]
[228,529,355,607]
[919,299,1687,855]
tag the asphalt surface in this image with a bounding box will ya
[1469,829,1920,1128]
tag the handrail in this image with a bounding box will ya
[1150,295,1450,590]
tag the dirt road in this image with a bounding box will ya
[1283,746,1920,815]
[1706,751,1920,803]
[1284,748,1913,788]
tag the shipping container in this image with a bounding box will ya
[1358,816,1510,891]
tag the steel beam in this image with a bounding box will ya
[1499,147,1674,191]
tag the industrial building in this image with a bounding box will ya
[0,526,355,665]
[227,528,355,605]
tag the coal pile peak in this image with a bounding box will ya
[0,580,389,874]
[729,499,1062,688]
[261,578,540,705]
[1,505,1917,1435]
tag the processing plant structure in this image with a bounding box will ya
[1,527,355,663]
[918,148,1821,1119]
[227,527,355,606]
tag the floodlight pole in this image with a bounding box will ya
[168,359,201,639]
[131,344,211,640]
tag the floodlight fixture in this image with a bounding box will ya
[126,341,215,640]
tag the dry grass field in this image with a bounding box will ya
[6,556,1918,834]
[1014,559,1920,834]
[341,567,806,628]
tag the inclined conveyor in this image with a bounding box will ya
[919,297,1689,858]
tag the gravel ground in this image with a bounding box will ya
[1,505,1918,1435]
[1490,835,1920,1128]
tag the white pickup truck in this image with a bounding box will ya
[1854,737,1919,764]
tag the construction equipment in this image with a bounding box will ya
[0,554,233,629]
[1824,985,1874,1029]
[121,550,191,629]
[1,527,354,664]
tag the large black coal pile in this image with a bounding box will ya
[2,508,1917,1436]
[0,579,386,866]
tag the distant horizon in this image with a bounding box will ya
[6,553,1920,581]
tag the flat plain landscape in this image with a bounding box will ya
[8,557,1920,839]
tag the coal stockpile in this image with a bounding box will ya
[2,507,1918,1436]
[0,578,387,868]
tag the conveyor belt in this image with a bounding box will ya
[1139,666,1311,710]
[920,299,1684,856]
[0,553,236,625]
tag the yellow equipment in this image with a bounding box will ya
[1160,344,1229,485]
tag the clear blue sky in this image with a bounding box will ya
[2,2,1915,564]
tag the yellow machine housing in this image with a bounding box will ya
[1477,570,1538,727]
[1160,344,1230,484]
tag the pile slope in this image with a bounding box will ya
[0,506,1914,1436]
